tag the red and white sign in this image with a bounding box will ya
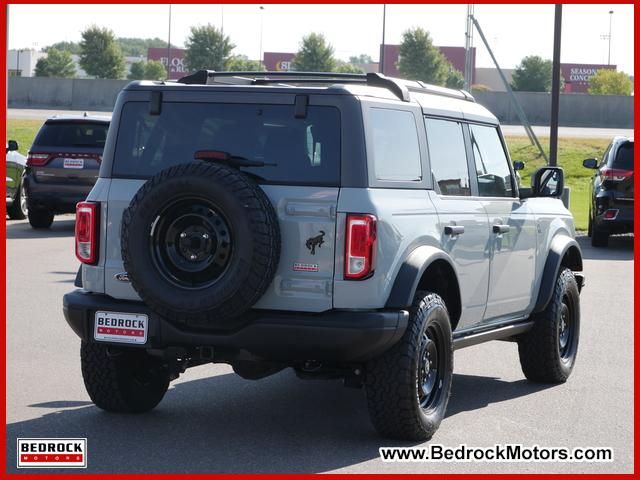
[63,158,84,169]
[148,47,187,80]
[94,311,148,344]
[18,438,87,468]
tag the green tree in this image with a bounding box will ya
[44,41,81,55]
[225,55,264,71]
[511,55,553,92]
[184,24,234,71]
[144,60,167,80]
[349,54,373,65]
[79,26,126,79]
[335,61,364,73]
[117,37,168,57]
[128,61,146,80]
[292,33,336,72]
[397,28,449,85]
[588,69,633,95]
[128,60,167,80]
[34,48,76,78]
[445,67,464,89]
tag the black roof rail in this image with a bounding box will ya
[176,70,474,103]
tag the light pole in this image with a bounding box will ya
[607,10,613,65]
[167,4,172,78]
[259,6,265,68]
[379,4,386,74]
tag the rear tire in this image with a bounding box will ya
[518,268,580,383]
[365,292,453,440]
[591,227,608,247]
[7,182,27,220]
[28,208,54,229]
[81,342,170,413]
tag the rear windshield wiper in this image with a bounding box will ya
[194,150,275,167]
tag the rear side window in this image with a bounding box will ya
[34,122,109,148]
[369,108,422,181]
[425,118,471,196]
[113,102,341,185]
[612,142,634,170]
[470,124,514,197]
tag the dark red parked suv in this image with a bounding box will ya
[23,115,110,229]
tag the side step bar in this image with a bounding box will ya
[453,321,534,350]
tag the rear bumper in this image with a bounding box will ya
[593,200,634,234]
[24,172,93,213]
[63,290,409,362]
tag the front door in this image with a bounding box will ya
[468,123,536,321]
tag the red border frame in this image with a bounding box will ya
[2,1,638,478]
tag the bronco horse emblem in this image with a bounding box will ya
[305,230,326,255]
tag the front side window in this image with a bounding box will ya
[470,124,514,197]
[425,118,471,196]
[369,108,422,181]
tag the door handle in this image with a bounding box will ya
[493,224,511,234]
[444,225,465,236]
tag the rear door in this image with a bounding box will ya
[424,117,491,330]
[105,98,341,312]
[29,120,107,186]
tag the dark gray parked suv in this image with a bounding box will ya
[63,72,584,440]
[24,115,110,228]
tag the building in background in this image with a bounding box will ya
[147,47,186,80]
[7,49,46,77]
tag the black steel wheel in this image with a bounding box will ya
[518,268,580,383]
[366,291,453,440]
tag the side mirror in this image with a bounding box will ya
[513,161,525,171]
[7,140,19,152]
[582,158,598,169]
[531,167,564,198]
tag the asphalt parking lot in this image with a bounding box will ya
[5,216,634,474]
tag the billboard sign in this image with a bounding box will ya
[147,47,187,80]
[561,63,616,93]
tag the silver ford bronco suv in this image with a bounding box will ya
[63,71,584,440]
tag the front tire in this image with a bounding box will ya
[518,268,580,383]
[365,292,453,440]
[28,208,54,229]
[81,342,170,413]
[7,182,27,220]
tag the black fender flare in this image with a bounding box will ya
[385,245,458,309]
[533,235,583,313]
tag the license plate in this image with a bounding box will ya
[63,158,84,169]
[94,311,148,344]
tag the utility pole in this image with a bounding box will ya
[549,4,563,167]
[167,4,172,78]
[379,4,386,74]
[463,4,474,91]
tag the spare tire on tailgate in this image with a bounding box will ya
[121,162,280,328]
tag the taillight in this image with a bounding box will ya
[344,214,377,280]
[601,167,633,181]
[26,153,51,166]
[75,202,99,264]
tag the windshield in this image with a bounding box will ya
[113,101,341,186]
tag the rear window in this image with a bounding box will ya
[113,102,341,185]
[612,142,634,170]
[34,121,109,148]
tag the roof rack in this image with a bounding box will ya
[176,70,475,103]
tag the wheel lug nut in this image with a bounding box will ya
[190,254,197,260]
[202,233,209,239]
[180,232,187,238]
